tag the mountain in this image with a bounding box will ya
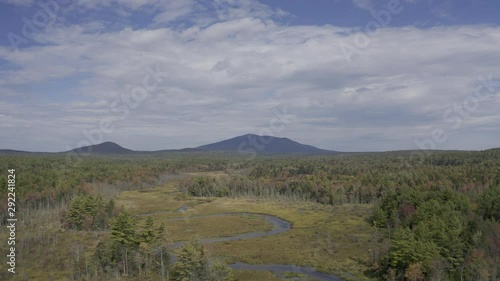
[67,142,133,154]
[1,136,337,155]
[0,149,33,154]
[196,134,336,154]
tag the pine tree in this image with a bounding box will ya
[172,238,233,281]
[141,216,156,244]
[111,210,138,248]
[371,207,387,228]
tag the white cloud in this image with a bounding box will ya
[0,2,500,151]
[212,0,287,21]
[352,0,374,10]
[153,0,196,23]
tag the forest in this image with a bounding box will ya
[0,149,498,280]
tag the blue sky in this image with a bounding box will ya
[0,0,499,152]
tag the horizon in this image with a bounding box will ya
[1,134,498,154]
[1,0,500,152]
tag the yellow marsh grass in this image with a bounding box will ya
[148,214,273,242]
[117,176,377,281]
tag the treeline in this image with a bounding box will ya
[68,207,232,281]
[60,194,117,231]
[179,150,500,205]
[0,152,240,280]
[4,150,498,218]
[0,153,236,225]
[90,211,170,280]
[370,187,499,281]
[1,149,499,280]
[176,150,500,280]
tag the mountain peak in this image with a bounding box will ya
[68,142,133,154]
[2,135,337,154]
[196,134,335,154]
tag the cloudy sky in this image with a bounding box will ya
[0,0,499,152]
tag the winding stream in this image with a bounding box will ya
[167,213,290,249]
[230,263,344,281]
[156,209,344,281]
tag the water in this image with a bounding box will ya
[163,212,344,280]
[230,263,344,281]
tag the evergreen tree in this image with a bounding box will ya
[172,238,233,281]
[111,210,138,248]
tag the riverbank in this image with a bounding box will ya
[117,175,377,281]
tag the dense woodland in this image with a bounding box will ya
[0,149,499,280]
[179,149,500,281]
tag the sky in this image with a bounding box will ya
[0,0,499,152]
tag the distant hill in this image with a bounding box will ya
[0,135,341,155]
[67,142,133,154]
[150,148,202,153]
[1,139,498,155]
[0,149,33,154]
[196,134,336,154]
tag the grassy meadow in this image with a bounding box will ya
[116,172,377,281]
